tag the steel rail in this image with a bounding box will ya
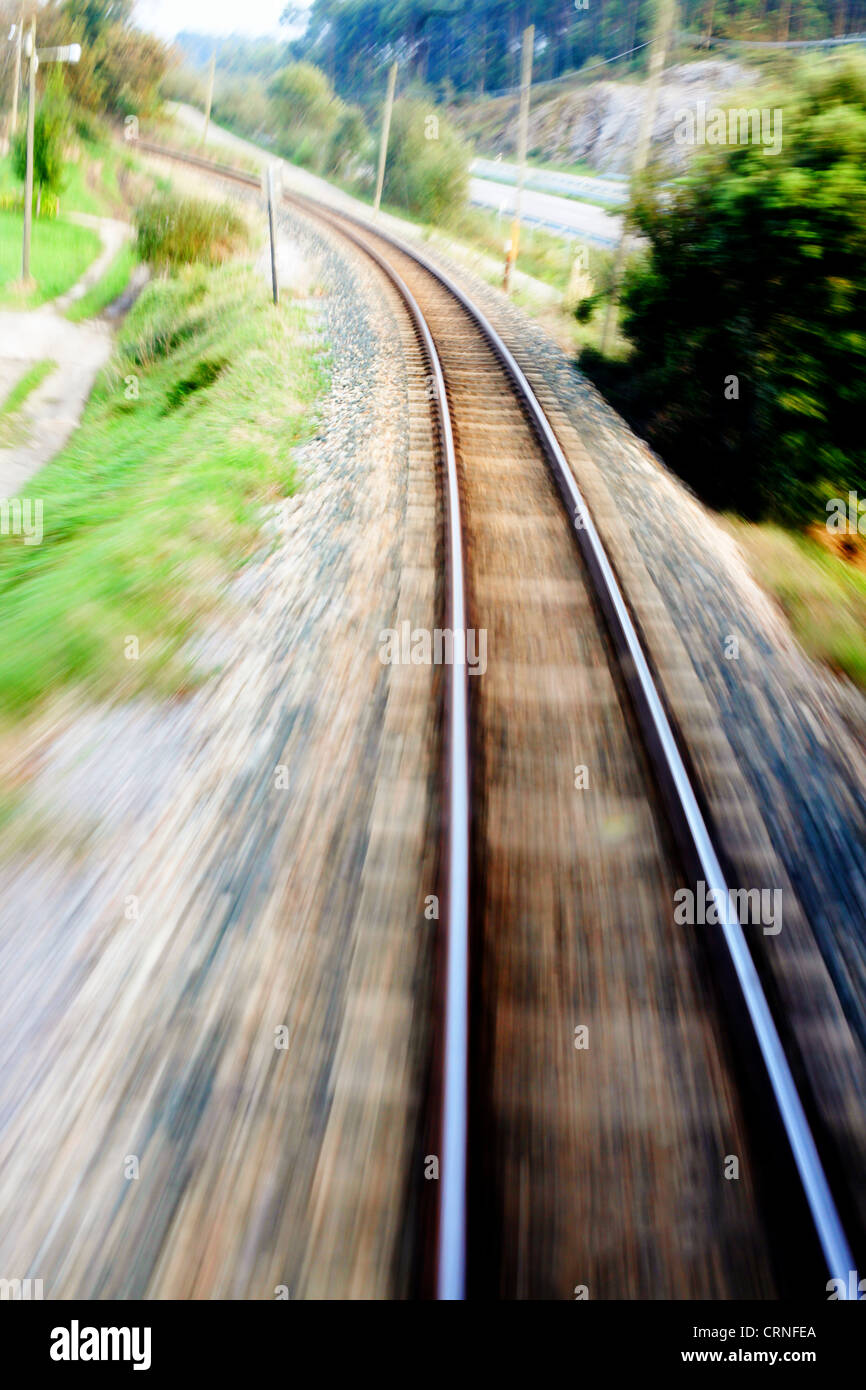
[132,138,858,1294]
[287,200,472,1301]
[284,191,858,1293]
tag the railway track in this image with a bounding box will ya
[136,142,860,1300]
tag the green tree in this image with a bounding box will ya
[269,60,336,133]
[381,99,469,224]
[60,0,135,44]
[582,53,866,523]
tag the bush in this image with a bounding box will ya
[0,189,60,218]
[269,62,334,134]
[268,61,367,177]
[581,54,866,525]
[12,68,69,202]
[381,100,469,225]
[326,104,371,177]
[135,192,249,270]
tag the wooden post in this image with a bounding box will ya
[503,25,533,293]
[601,0,675,354]
[267,165,279,306]
[9,11,23,139]
[202,49,215,147]
[373,61,398,217]
[22,18,35,282]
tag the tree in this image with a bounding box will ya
[381,99,469,224]
[37,2,171,118]
[60,0,134,44]
[269,61,335,133]
[268,61,342,167]
[581,53,866,524]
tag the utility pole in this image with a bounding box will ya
[202,48,215,146]
[373,60,397,217]
[22,17,35,281]
[8,11,23,140]
[601,0,675,354]
[503,24,533,293]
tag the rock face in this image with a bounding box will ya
[515,60,761,173]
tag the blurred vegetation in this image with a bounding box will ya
[287,1,860,102]
[32,0,170,119]
[0,209,100,305]
[381,100,469,225]
[135,192,249,270]
[0,358,56,446]
[0,264,325,719]
[66,239,136,320]
[725,519,866,688]
[581,53,866,526]
[11,68,70,213]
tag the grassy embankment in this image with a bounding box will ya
[0,210,101,307]
[726,522,866,689]
[0,257,326,721]
[0,359,57,446]
[0,135,147,311]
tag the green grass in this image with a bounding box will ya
[0,209,101,306]
[0,262,326,720]
[0,358,57,446]
[1,358,57,417]
[452,206,576,292]
[65,242,137,321]
[0,137,145,218]
[727,521,866,689]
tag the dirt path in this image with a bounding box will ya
[0,215,130,497]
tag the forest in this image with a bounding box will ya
[285,1,866,101]
[172,5,866,104]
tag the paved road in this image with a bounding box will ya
[469,175,622,247]
[472,157,628,206]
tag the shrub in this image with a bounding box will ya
[12,68,69,204]
[134,192,249,270]
[381,100,469,225]
[326,104,371,177]
[581,53,866,525]
[0,189,60,218]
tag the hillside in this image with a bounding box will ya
[452,59,762,175]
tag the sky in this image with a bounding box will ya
[135,0,305,40]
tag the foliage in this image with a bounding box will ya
[285,1,866,104]
[66,241,136,320]
[381,100,469,224]
[0,209,101,305]
[135,192,249,270]
[37,0,170,118]
[0,189,60,218]
[60,0,134,44]
[269,61,335,131]
[12,68,69,199]
[325,102,372,176]
[581,53,866,524]
[0,264,325,718]
[265,60,370,177]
